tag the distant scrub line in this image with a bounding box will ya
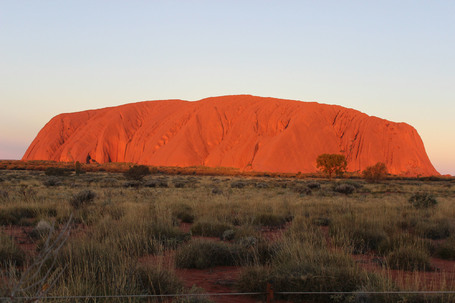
[0,160,452,181]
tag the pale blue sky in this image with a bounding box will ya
[1,1,454,174]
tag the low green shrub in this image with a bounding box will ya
[145,179,168,188]
[0,233,25,267]
[255,182,268,189]
[91,219,190,257]
[334,183,356,195]
[230,180,246,188]
[42,177,62,187]
[211,187,223,195]
[238,247,368,302]
[252,213,287,228]
[292,185,312,195]
[236,266,271,293]
[69,189,96,209]
[0,206,38,225]
[408,192,438,209]
[50,239,142,298]
[190,221,233,238]
[311,217,331,226]
[386,246,432,271]
[378,233,431,256]
[330,219,387,253]
[435,238,455,260]
[123,180,141,188]
[135,264,183,296]
[416,219,452,240]
[0,190,9,201]
[307,181,321,190]
[175,239,237,269]
[172,204,195,223]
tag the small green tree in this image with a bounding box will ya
[316,154,347,179]
[362,162,388,183]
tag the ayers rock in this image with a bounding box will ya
[23,95,439,176]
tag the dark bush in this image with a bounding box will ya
[350,226,387,253]
[0,210,17,225]
[312,217,331,226]
[145,179,168,188]
[307,181,321,190]
[190,221,233,238]
[293,185,312,195]
[252,213,287,228]
[435,238,455,260]
[408,192,438,208]
[0,190,8,200]
[175,240,237,269]
[416,219,452,240]
[343,180,364,189]
[135,264,183,296]
[221,229,235,241]
[334,183,356,195]
[211,187,223,195]
[0,206,38,225]
[123,165,150,181]
[377,233,432,256]
[69,189,96,209]
[386,246,432,271]
[173,181,187,188]
[43,177,62,187]
[238,251,368,301]
[123,180,141,188]
[330,220,387,253]
[45,167,71,176]
[172,204,195,223]
[255,182,269,189]
[231,180,246,188]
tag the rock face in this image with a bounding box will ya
[23,95,439,176]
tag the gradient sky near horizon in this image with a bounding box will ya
[1,1,454,175]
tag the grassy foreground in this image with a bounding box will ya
[0,169,454,302]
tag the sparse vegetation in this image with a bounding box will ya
[409,192,438,208]
[69,189,96,209]
[1,169,454,302]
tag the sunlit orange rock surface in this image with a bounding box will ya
[23,95,439,176]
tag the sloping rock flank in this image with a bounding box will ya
[23,95,439,176]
